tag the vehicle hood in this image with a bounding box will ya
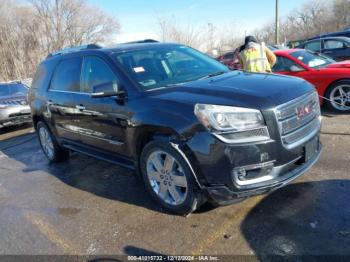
[149,71,315,110]
[325,60,350,69]
[0,95,28,104]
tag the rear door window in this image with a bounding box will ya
[324,40,345,49]
[50,57,82,92]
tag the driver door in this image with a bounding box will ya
[272,55,319,89]
[76,55,129,156]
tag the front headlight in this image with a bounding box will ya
[194,104,270,143]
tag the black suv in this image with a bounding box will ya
[29,42,322,214]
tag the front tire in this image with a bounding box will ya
[325,80,350,112]
[36,121,69,163]
[140,141,204,215]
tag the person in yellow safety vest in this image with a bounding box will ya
[239,36,277,73]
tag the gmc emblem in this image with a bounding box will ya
[296,104,313,119]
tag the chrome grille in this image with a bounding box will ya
[0,100,27,106]
[275,92,321,149]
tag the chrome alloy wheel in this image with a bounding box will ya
[330,84,350,111]
[146,150,188,206]
[38,126,54,159]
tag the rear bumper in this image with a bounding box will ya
[203,143,322,205]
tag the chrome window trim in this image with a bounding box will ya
[56,126,124,146]
[48,89,90,95]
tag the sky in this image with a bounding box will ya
[88,0,307,43]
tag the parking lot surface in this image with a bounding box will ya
[0,113,349,257]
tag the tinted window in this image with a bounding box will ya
[324,40,345,49]
[31,64,47,90]
[81,56,118,93]
[305,41,321,51]
[0,84,28,97]
[115,45,228,91]
[223,53,234,59]
[50,57,82,92]
[272,56,303,72]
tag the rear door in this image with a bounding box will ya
[46,57,85,144]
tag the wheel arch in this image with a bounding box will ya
[32,114,45,130]
[325,78,350,95]
[132,126,205,189]
[319,78,350,106]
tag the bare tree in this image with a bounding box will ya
[30,0,120,52]
[0,0,120,82]
[251,0,350,45]
[157,16,204,49]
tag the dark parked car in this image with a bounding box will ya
[0,81,31,128]
[298,37,350,61]
[29,42,322,214]
[308,28,350,40]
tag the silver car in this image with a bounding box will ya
[0,82,31,128]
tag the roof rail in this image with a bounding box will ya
[0,80,22,85]
[47,44,102,58]
[122,39,159,44]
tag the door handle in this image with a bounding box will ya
[75,105,86,110]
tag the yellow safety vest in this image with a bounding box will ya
[241,43,271,73]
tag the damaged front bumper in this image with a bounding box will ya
[204,142,322,205]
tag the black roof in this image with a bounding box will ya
[105,42,179,53]
[45,40,180,60]
[306,36,350,42]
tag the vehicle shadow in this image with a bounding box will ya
[0,123,32,136]
[123,245,165,256]
[0,132,215,215]
[240,179,350,260]
[321,107,350,117]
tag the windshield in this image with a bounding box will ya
[0,84,28,97]
[290,50,335,69]
[114,45,229,91]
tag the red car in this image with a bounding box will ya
[272,49,350,112]
[216,48,242,70]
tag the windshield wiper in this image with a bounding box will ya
[163,71,227,88]
[199,71,227,80]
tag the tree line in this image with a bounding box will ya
[253,0,350,44]
[1,0,349,82]
[158,0,350,54]
[0,0,120,82]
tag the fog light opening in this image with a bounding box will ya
[233,161,275,186]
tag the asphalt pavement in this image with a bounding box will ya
[0,112,349,258]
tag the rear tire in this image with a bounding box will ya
[36,121,69,163]
[325,80,350,112]
[140,141,204,215]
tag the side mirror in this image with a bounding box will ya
[91,81,124,98]
[289,65,305,72]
